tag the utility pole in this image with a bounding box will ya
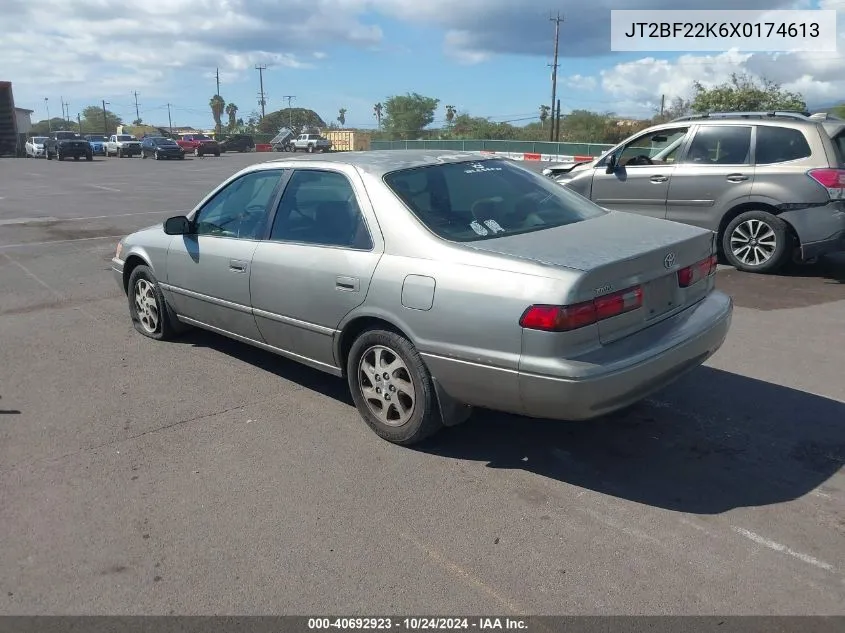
[133,91,141,122]
[60,97,67,124]
[255,64,267,119]
[167,103,174,138]
[555,99,562,142]
[282,95,295,129]
[44,98,51,133]
[548,12,563,142]
[77,113,82,133]
[102,100,110,137]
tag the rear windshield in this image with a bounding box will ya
[116,135,134,141]
[383,159,606,242]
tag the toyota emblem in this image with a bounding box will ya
[664,252,676,269]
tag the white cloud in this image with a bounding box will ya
[566,75,598,91]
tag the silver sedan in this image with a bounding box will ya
[111,151,733,444]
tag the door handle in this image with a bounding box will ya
[336,276,359,291]
[726,174,749,182]
[229,259,248,273]
[650,175,668,183]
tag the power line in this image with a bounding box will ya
[255,64,267,119]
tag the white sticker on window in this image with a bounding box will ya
[464,162,503,174]
[483,219,505,233]
[470,220,489,235]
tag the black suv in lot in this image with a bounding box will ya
[218,134,255,153]
[45,131,93,161]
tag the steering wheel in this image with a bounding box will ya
[626,154,654,166]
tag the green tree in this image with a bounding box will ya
[257,107,327,135]
[382,93,439,140]
[559,110,615,142]
[691,73,806,113]
[338,108,347,127]
[445,105,456,127]
[539,105,551,128]
[225,103,238,130]
[373,102,383,128]
[80,105,122,135]
[31,117,77,135]
[827,104,845,118]
[209,95,225,135]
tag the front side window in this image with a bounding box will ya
[193,169,283,240]
[615,127,689,167]
[755,126,812,164]
[270,170,372,249]
[384,159,606,243]
[681,125,752,165]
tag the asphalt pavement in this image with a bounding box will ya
[0,152,844,615]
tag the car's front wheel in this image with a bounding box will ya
[347,329,443,445]
[127,265,183,341]
[722,210,791,274]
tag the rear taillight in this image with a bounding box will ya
[808,168,845,199]
[678,255,718,287]
[520,285,643,332]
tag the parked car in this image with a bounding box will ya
[219,134,255,153]
[176,133,220,157]
[553,111,845,273]
[25,136,48,158]
[85,134,108,156]
[106,134,142,157]
[292,133,331,153]
[140,136,185,160]
[110,151,732,445]
[44,131,93,161]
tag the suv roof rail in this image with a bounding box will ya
[671,110,812,122]
[809,112,845,121]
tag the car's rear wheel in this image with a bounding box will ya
[127,265,183,341]
[86,153,93,161]
[722,210,791,274]
[194,148,200,157]
[154,150,160,160]
[347,329,443,445]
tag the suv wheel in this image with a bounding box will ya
[722,210,791,274]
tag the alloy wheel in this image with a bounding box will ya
[133,279,160,334]
[357,345,416,427]
[730,219,777,267]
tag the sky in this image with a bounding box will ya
[2,0,844,130]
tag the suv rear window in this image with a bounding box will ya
[383,160,606,242]
[755,126,812,164]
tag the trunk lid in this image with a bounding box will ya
[466,211,716,344]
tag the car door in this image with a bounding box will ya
[666,124,754,231]
[249,167,383,371]
[163,168,286,340]
[589,126,691,219]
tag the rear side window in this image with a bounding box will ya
[383,160,606,242]
[755,126,812,164]
[682,126,752,164]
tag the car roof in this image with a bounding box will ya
[259,149,500,177]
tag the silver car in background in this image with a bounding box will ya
[25,136,48,158]
[553,112,845,274]
[112,151,732,445]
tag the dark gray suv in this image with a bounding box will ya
[555,111,845,273]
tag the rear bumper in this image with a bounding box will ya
[780,202,845,259]
[518,290,733,420]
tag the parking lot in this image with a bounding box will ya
[1,152,844,615]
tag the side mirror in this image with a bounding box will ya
[164,216,192,235]
[605,154,618,174]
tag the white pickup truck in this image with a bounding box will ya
[106,134,142,157]
[292,133,332,153]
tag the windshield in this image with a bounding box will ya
[116,135,134,141]
[87,135,106,142]
[55,132,81,139]
[32,137,48,143]
[383,159,607,242]
[194,134,211,140]
[153,137,177,145]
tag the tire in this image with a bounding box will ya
[154,150,160,160]
[141,150,147,159]
[86,153,93,161]
[117,148,123,158]
[179,154,185,160]
[346,329,443,445]
[307,144,314,153]
[194,148,200,157]
[722,210,791,274]
[58,152,64,161]
[46,150,52,161]
[74,155,80,161]
[127,265,185,341]
[214,151,220,157]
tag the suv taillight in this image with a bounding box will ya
[807,168,845,199]
[520,285,643,332]
[677,255,718,287]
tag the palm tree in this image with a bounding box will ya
[338,108,347,127]
[445,105,456,127]
[373,102,383,128]
[209,95,225,136]
[225,103,238,130]
[539,105,551,128]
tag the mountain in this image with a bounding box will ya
[808,100,845,112]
